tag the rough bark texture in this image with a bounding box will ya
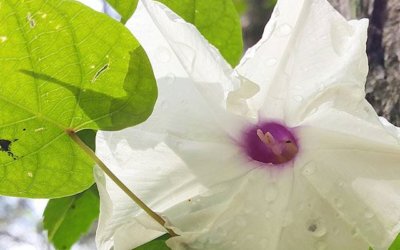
[243,0,400,126]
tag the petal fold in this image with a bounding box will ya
[138,0,238,108]
[236,0,369,124]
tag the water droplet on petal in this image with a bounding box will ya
[351,227,359,237]
[156,47,171,62]
[0,36,7,43]
[236,217,247,227]
[266,58,278,66]
[315,241,327,250]
[175,42,196,73]
[272,7,280,18]
[209,234,222,244]
[308,107,318,116]
[294,95,303,102]
[262,22,277,42]
[199,190,213,198]
[283,212,293,227]
[276,24,292,36]
[364,210,374,219]
[333,197,343,208]
[265,183,278,202]
[303,163,316,176]
[159,100,168,110]
[337,180,345,188]
[244,206,254,214]
[245,234,255,241]
[27,172,33,177]
[164,73,175,84]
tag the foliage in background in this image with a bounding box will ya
[135,235,170,250]
[156,0,243,66]
[233,0,248,14]
[43,186,99,250]
[106,0,139,23]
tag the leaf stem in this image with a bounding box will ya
[67,130,178,237]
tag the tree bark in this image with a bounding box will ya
[243,0,400,126]
[329,0,400,126]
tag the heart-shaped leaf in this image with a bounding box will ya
[0,0,157,198]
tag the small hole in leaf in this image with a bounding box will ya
[0,139,18,159]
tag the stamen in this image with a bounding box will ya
[257,129,281,155]
[257,129,276,145]
[255,127,298,163]
[243,122,299,165]
[265,132,275,144]
[257,129,267,143]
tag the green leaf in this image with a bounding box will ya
[106,0,139,24]
[232,0,247,14]
[389,234,400,250]
[157,0,243,66]
[0,0,157,198]
[134,234,170,250]
[43,185,100,250]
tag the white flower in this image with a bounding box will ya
[95,0,400,249]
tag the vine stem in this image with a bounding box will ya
[67,130,178,237]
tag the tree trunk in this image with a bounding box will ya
[329,0,400,126]
[243,0,400,126]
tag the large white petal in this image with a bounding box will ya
[236,0,369,125]
[298,109,400,249]
[275,174,369,250]
[95,72,253,249]
[96,6,254,244]
[165,167,295,250]
[129,1,249,135]
[163,166,368,250]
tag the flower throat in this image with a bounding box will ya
[242,122,298,165]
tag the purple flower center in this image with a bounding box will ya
[241,121,298,165]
